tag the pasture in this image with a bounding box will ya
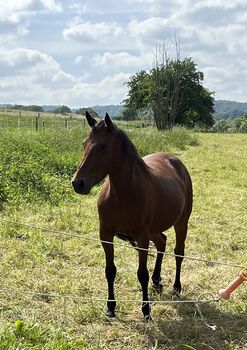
[0,114,246,349]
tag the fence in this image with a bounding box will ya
[0,114,86,131]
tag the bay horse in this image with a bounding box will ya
[72,111,193,320]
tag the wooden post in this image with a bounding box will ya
[35,115,38,131]
[65,119,68,129]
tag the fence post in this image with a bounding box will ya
[35,116,38,131]
[65,119,68,129]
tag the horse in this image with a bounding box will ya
[72,111,193,320]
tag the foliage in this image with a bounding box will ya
[11,105,44,112]
[0,129,86,207]
[124,59,214,130]
[52,105,71,114]
[76,107,99,119]
[211,114,247,133]
[121,107,138,121]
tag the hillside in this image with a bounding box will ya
[214,100,247,119]
[90,105,124,118]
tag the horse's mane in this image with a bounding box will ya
[115,127,149,173]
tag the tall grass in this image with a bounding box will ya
[0,125,198,208]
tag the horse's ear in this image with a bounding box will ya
[85,111,97,128]
[104,113,114,131]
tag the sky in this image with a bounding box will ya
[0,0,247,107]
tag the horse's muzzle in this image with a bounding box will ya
[72,179,90,195]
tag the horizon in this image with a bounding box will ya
[1,99,247,110]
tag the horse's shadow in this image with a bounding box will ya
[117,291,247,350]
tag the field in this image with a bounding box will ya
[0,114,246,350]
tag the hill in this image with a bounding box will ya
[214,100,247,119]
[90,105,124,118]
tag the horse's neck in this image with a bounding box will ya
[108,156,148,200]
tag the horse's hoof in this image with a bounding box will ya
[172,288,181,298]
[106,309,116,317]
[152,283,163,294]
[144,314,153,322]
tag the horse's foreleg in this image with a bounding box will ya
[100,231,116,317]
[173,220,188,296]
[151,233,167,293]
[137,239,151,320]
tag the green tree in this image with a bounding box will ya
[121,108,138,121]
[52,105,71,114]
[76,107,99,119]
[124,70,152,113]
[124,56,214,130]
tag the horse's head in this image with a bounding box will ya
[72,111,116,195]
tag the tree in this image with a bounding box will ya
[124,70,152,113]
[124,45,214,130]
[52,105,71,114]
[121,108,138,121]
[76,107,99,119]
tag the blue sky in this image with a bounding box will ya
[0,0,247,107]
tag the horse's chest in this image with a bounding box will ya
[98,196,150,233]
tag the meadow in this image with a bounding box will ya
[0,113,246,350]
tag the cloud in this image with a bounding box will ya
[69,2,89,14]
[92,51,151,70]
[0,47,129,106]
[63,18,126,45]
[128,17,177,48]
[0,0,62,23]
[74,55,83,64]
[0,0,62,43]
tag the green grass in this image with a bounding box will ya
[0,124,246,349]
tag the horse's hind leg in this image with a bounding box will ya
[151,233,167,293]
[173,219,188,296]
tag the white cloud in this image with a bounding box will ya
[63,19,126,44]
[0,47,129,106]
[128,17,176,47]
[0,0,62,23]
[69,2,89,14]
[93,51,151,70]
[74,55,83,64]
[0,0,62,43]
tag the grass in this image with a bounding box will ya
[0,122,246,349]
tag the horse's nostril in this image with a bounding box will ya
[79,179,85,188]
[72,179,85,193]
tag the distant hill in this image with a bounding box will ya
[91,105,124,118]
[42,105,59,112]
[214,100,247,119]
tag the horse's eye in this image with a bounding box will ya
[100,144,107,150]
